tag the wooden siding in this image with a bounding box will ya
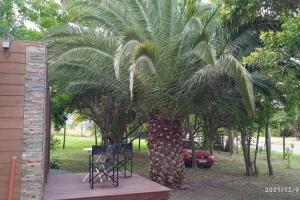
[0,40,26,200]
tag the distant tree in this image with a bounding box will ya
[0,0,71,40]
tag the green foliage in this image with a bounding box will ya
[0,0,72,40]
[47,0,256,120]
[0,0,27,39]
[50,159,61,169]
[50,134,61,150]
[280,128,294,137]
[24,0,73,30]
[51,92,73,131]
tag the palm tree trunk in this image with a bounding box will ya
[147,113,184,186]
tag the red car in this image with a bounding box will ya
[182,139,214,168]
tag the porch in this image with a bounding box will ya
[43,172,170,200]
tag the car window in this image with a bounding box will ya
[195,142,201,149]
[182,140,201,149]
[182,141,191,149]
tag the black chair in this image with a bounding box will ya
[117,143,133,178]
[89,145,119,189]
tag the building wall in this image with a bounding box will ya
[0,40,47,200]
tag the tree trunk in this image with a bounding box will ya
[80,122,84,137]
[283,131,286,159]
[204,118,216,155]
[254,130,260,175]
[94,122,97,145]
[295,122,300,140]
[246,135,254,175]
[147,113,184,186]
[236,137,239,154]
[241,130,254,176]
[228,130,235,155]
[203,130,207,150]
[186,116,196,167]
[265,108,274,176]
[191,131,196,167]
[63,123,66,149]
[207,128,216,155]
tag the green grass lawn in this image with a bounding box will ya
[51,135,300,182]
[51,135,149,174]
[51,135,300,200]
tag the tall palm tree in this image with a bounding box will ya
[47,0,256,186]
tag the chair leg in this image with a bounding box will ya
[130,151,133,177]
[116,152,119,187]
[124,153,127,178]
[89,156,91,185]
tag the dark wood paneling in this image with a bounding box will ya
[0,152,22,164]
[0,129,23,140]
[0,96,24,106]
[0,63,25,74]
[0,118,23,129]
[0,107,23,117]
[0,52,26,63]
[0,140,22,151]
[0,74,25,85]
[0,85,25,96]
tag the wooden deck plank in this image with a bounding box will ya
[43,173,170,200]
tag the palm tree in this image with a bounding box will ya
[47,0,256,186]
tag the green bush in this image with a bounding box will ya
[50,135,61,150]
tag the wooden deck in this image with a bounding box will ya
[43,173,170,200]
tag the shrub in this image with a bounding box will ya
[50,134,61,150]
[50,159,61,169]
[286,144,294,169]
